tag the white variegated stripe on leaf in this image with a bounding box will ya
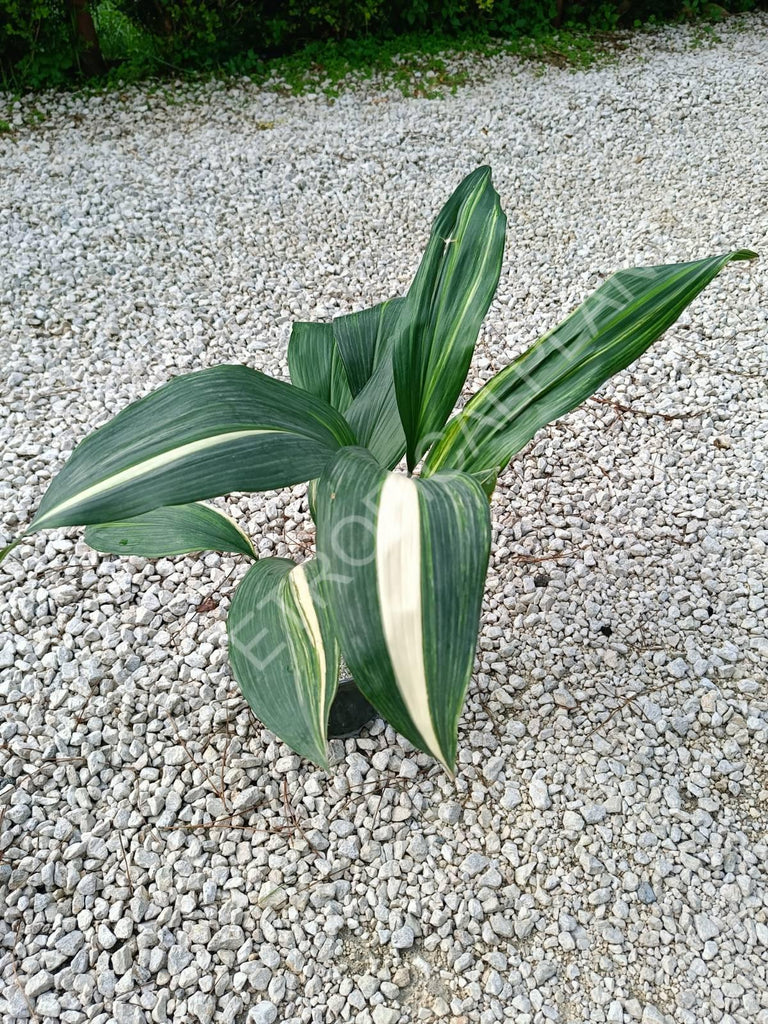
[37,430,273,529]
[424,250,757,480]
[316,447,491,771]
[227,558,339,769]
[84,502,257,559]
[288,562,329,721]
[375,474,445,768]
[27,364,356,535]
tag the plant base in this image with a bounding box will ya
[328,677,376,739]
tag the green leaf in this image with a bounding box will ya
[84,503,256,559]
[30,365,356,534]
[287,321,354,413]
[316,447,491,772]
[343,353,407,470]
[332,297,405,397]
[0,538,21,565]
[289,299,406,469]
[227,557,339,768]
[424,250,757,479]
[393,166,507,471]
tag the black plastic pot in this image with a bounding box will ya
[327,677,376,739]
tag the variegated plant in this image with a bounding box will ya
[1,167,755,772]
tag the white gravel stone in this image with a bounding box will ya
[35,992,61,1016]
[529,778,552,810]
[189,992,216,1024]
[209,925,245,951]
[391,925,415,949]
[246,1002,278,1024]
[1,19,767,1024]
[562,809,585,832]
[372,1008,400,1024]
[693,913,720,942]
[25,971,53,999]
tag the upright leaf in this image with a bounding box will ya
[29,365,356,534]
[343,354,407,470]
[333,297,405,397]
[288,322,354,413]
[227,558,339,768]
[288,298,406,469]
[316,448,491,772]
[393,166,506,471]
[424,251,757,479]
[84,503,256,559]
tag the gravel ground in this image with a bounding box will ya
[1,16,767,1024]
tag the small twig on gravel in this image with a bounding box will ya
[168,715,227,804]
[188,561,239,620]
[510,549,579,564]
[219,715,233,812]
[11,919,39,1022]
[161,815,264,832]
[117,830,134,896]
[589,395,698,421]
[275,778,319,852]
[73,677,101,729]
[587,677,680,736]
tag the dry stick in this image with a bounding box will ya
[511,549,578,564]
[275,777,319,853]
[0,755,87,800]
[588,395,698,422]
[117,830,134,897]
[172,560,240,637]
[10,919,39,1023]
[162,815,268,833]
[219,713,234,813]
[73,677,101,730]
[587,677,680,737]
[168,715,227,804]
[369,788,387,836]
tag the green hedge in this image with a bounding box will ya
[1,0,762,90]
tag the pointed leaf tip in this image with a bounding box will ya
[393,166,507,471]
[0,537,21,565]
[227,557,339,769]
[316,447,491,771]
[425,249,757,480]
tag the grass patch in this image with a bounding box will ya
[2,6,757,101]
[217,28,614,99]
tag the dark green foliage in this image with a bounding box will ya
[1,0,75,87]
[1,0,763,90]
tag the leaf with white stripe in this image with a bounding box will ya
[227,558,339,768]
[316,447,491,771]
[84,503,256,559]
[29,365,356,534]
[393,166,506,471]
[288,321,354,413]
[424,250,757,479]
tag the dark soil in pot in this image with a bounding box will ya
[327,677,377,739]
